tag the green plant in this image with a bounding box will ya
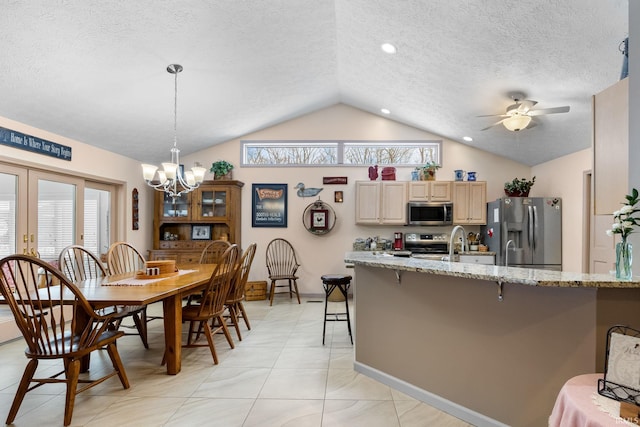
[504,176,536,196]
[210,160,234,178]
[422,161,441,171]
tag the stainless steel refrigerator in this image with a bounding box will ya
[481,197,562,270]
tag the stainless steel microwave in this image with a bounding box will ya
[407,202,453,226]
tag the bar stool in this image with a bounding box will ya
[321,274,353,345]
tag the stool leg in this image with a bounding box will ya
[322,283,329,345]
[343,284,353,345]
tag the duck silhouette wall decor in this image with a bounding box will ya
[295,182,323,198]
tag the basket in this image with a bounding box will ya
[135,260,179,279]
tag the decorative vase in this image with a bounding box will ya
[214,172,232,180]
[616,239,633,280]
[425,169,436,181]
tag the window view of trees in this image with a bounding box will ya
[242,140,441,166]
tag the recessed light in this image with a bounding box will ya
[381,43,397,54]
[463,136,473,142]
[381,108,391,115]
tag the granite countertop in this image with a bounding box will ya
[344,251,640,288]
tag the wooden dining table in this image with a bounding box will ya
[73,263,216,375]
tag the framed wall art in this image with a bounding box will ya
[310,209,328,230]
[191,225,211,240]
[252,183,288,227]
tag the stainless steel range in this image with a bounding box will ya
[403,232,449,258]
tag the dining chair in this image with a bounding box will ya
[106,242,152,348]
[182,244,239,364]
[225,243,257,340]
[0,254,130,426]
[58,244,149,348]
[199,239,231,264]
[265,238,301,305]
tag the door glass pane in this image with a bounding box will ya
[84,188,111,257]
[0,173,17,257]
[38,180,75,262]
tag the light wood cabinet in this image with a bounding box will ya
[148,180,243,261]
[452,181,487,224]
[408,181,452,202]
[355,181,407,225]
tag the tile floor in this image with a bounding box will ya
[0,297,473,427]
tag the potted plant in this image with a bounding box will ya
[504,176,536,197]
[210,160,234,180]
[422,161,441,181]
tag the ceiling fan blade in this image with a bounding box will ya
[528,106,570,116]
[480,119,506,131]
[477,113,509,118]
[517,100,537,113]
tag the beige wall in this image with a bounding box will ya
[532,149,592,273]
[0,116,152,253]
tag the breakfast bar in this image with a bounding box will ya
[344,252,640,427]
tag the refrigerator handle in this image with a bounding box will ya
[532,205,538,250]
[528,205,533,250]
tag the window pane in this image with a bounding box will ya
[84,188,111,257]
[243,141,338,165]
[343,142,440,165]
[38,180,75,261]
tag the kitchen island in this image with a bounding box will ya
[344,251,640,427]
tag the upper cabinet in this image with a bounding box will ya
[355,181,407,225]
[452,181,487,225]
[593,77,628,215]
[408,181,452,202]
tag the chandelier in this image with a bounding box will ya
[141,64,206,199]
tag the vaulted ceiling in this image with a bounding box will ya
[0,1,628,166]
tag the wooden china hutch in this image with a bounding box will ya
[148,180,243,263]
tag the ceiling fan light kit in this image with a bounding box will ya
[503,115,532,132]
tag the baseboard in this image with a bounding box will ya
[354,361,509,427]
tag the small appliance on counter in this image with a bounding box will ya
[393,232,403,250]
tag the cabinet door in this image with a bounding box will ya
[380,182,407,224]
[408,182,430,201]
[452,182,470,223]
[196,186,229,220]
[160,192,191,220]
[430,181,452,202]
[467,182,487,224]
[355,182,381,224]
[453,182,486,224]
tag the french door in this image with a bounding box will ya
[0,164,115,263]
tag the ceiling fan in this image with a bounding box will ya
[480,92,570,132]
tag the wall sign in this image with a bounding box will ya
[252,183,288,227]
[0,126,72,161]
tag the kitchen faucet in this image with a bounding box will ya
[505,239,515,266]
[448,225,467,262]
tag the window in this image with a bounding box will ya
[241,140,441,166]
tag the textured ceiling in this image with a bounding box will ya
[0,0,628,166]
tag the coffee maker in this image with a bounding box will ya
[393,232,403,250]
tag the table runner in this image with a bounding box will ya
[102,269,197,286]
